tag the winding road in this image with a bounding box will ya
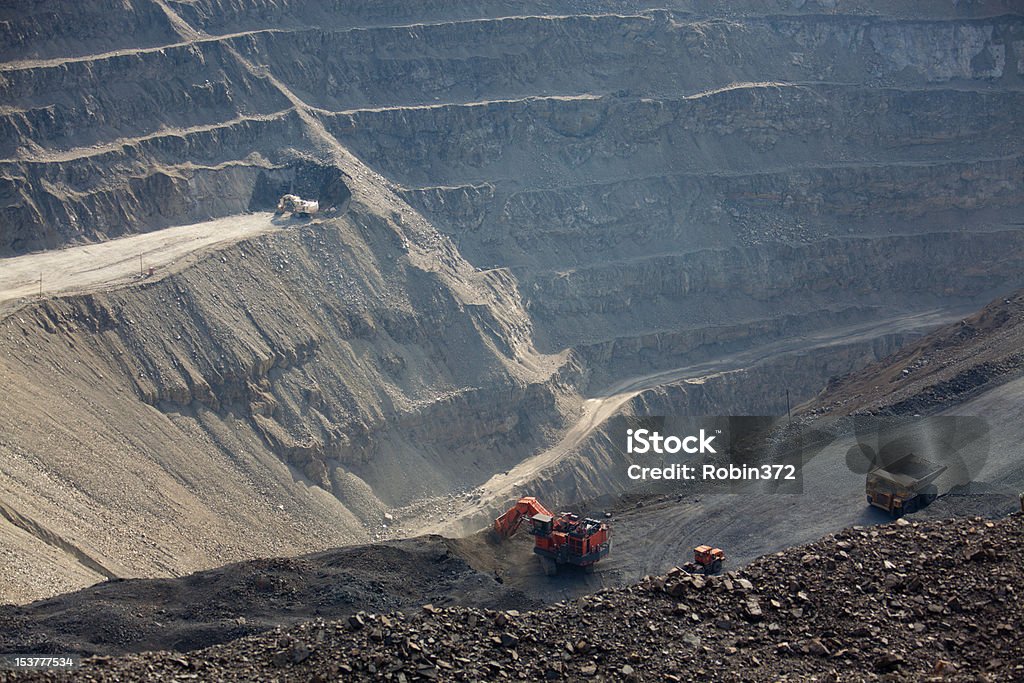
[420,307,971,538]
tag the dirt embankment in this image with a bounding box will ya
[0,536,539,658]
[802,289,1024,417]
[0,201,579,605]
[5,514,1020,682]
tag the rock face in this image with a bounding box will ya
[5,514,1020,681]
[2,1,1024,604]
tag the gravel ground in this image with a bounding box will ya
[5,513,1020,682]
[0,537,538,658]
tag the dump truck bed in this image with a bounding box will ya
[870,453,947,490]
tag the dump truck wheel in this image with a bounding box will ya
[710,559,723,575]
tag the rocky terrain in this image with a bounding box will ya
[0,536,539,657]
[1,1,1023,680]
[803,287,1024,418]
[2,0,1023,635]
[4,513,1020,681]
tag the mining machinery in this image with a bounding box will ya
[275,193,319,217]
[492,496,611,576]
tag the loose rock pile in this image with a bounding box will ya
[6,515,1022,682]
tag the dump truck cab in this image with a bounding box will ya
[866,473,914,512]
[693,545,725,574]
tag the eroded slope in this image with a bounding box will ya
[2,0,1024,605]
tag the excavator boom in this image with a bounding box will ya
[492,496,554,538]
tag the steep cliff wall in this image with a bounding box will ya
[1,0,1022,604]
[0,197,578,602]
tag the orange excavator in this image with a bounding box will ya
[492,496,611,576]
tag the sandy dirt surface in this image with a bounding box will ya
[0,213,284,317]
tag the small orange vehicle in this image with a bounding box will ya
[493,496,611,575]
[690,545,725,575]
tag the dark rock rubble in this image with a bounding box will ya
[5,514,1021,682]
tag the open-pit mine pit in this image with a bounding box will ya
[1,1,1023,678]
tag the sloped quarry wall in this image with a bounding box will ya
[0,0,180,62]
[489,331,914,522]
[314,13,1024,364]
[2,0,1023,604]
[0,38,296,254]
[2,207,578,506]
[0,203,583,600]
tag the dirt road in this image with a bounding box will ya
[0,213,282,317]
[420,307,967,538]
[458,372,1023,605]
